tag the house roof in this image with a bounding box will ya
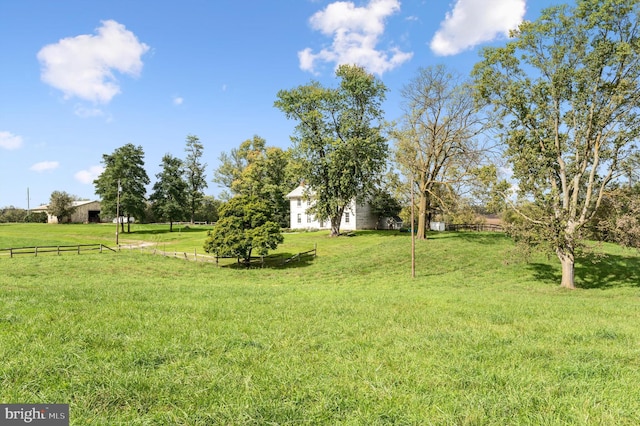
[285,184,314,199]
[32,200,100,211]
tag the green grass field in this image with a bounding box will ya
[1,223,640,424]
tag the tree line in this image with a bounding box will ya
[16,0,640,287]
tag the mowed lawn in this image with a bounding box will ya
[1,224,640,424]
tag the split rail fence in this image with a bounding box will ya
[0,244,116,258]
[445,223,503,232]
[127,243,318,267]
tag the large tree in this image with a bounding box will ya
[275,64,388,236]
[213,135,291,227]
[473,0,640,288]
[203,195,283,265]
[47,191,77,223]
[194,195,221,224]
[393,65,488,239]
[94,143,150,233]
[149,154,188,232]
[184,134,207,224]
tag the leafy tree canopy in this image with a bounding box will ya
[184,134,207,224]
[150,154,188,231]
[213,135,293,228]
[94,143,150,233]
[203,195,283,264]
[275,64,388,236]
[48,190,77,223]
[393,65,488,239]
[473,0,640,288]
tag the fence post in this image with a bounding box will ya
[194,249,197,262]
[35,247,38,257]
[78,245,81,255]
[10,248,13,258]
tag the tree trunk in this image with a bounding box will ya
[170,221,173,232]
[330,206,345,237]
[330,215,341,237]
[557,248,576,289]
[417,192,428,240]
[127,215,131,233]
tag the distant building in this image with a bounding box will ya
[285,184,400,231]
[31,200,101,224]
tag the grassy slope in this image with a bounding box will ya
[1,224,640,424]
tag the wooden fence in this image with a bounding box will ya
[445,223,503,232]
[131,243,318,267]
[1,241,317,268]
[0,244,116,258]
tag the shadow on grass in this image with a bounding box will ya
[528,252,640,289]
[412,231,508,245]
[576,251,640,289]
[219,252,316,270]
[131,227,212,235]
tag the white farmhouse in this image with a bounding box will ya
[285,184,384,231]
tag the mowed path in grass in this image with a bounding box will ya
[1,224,640,424]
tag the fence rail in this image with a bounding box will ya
[133,243,318,267]
[0,244,116,258]
[445,223,503,232]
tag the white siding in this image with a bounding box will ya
[286,185,378,231]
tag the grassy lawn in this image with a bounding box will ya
[1,224,640,424]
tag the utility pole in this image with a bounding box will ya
[115,179,121,246]
[411,178,415,278]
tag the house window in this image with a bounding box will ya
[307,215,312,223]
[297,213,302,224]
[345,212,350,223]
[297,199,301,207]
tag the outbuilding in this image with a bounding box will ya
[32,200,102,224]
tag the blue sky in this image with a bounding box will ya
[0,0,558,209]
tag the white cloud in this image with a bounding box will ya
[75,165,104,184]
[37,20,150,103]
[299,0,413,75]
[30,161,60,172]
[74,105,105,118]
[0,131,23,150]
[173,96,184,106]
[430,0,526,56]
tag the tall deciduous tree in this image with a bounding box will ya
[48,191,77,223]
[393,65,487,239]
[213,135,291,227]
[150,154,187,232]
[94,143,150,233]
[275,64,388,236]
[184,134,207,224]
[473,0,640,288]
[203,195,283,265]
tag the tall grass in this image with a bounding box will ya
[1,225,640,424]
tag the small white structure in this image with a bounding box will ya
[32,200,101,224]
[430,221,446,232]
[286,184,379,231]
